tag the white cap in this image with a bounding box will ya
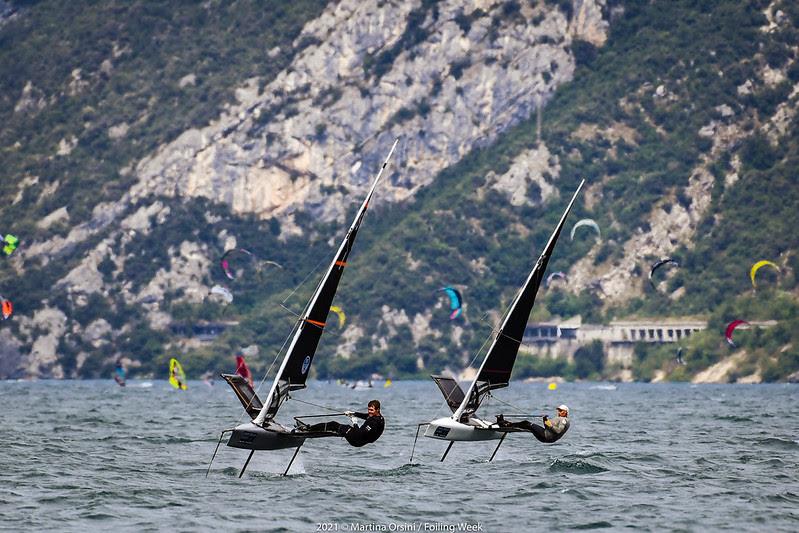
[557,404,569,414]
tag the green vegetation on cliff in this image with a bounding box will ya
[1,0,798,382]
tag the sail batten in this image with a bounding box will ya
[254,139,398,425]
[453,180,585,420]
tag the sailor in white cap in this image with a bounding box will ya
[536,404,569,442]
[497,404,570,443]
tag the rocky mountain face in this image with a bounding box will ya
[131,0,605,222]
[568,36,799,305]
[3,0,798,383]
[5,0,609,378]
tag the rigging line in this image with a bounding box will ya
[257,319,299,390]
[290,396,345,413]
[276,302,349,338]
[477,311,515,341]
[477,312,547,353]
[294,412,348,419]
[488,393,533,415]
[431,333,495,420]
[483,252,545,326]
[288,316,348,339]
[464,330,495,375]
[279,303,302,319]
[234,320,300,427]
[281,249,331,308]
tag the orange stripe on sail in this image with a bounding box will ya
[335,261,347,267]
[305,318,326,328]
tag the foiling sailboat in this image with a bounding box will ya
[208,139,398,478]
[413,180,584,462]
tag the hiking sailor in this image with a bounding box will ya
[298,400,385,447]
[498,404,570,443]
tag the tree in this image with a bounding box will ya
[574,340,605,379]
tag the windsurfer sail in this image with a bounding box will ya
[213,138,399,477]
[416,180,585,462]
[235,354,253,387]
[169,358,187,390]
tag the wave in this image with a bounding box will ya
[753,457,788,467]
[754,437,799,451]
[572,450,663,464]
[61,415,116,425]
[571,521,615,530]
[501,480,557,500]
[213,465,306,479]
[761,492,799,504]
[119,434,199,444]
[558,487,600,500]
[693,456,719,466]
[549,456,609,474]
[83,512,120,521]
[716,414,753,422]
[376,463,422,478]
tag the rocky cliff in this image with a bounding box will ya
[5,0,609,378]
[3,0,798,383]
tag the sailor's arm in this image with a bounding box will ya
[548,417,568,434]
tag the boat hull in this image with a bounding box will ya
[424,417,504,441]
[226,421,305,451]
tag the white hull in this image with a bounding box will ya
[424,417,504,441]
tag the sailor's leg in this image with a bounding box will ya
[303,421,348,435]
[335,422,354,437]
[530,423,550,443]
[512,420,535,432]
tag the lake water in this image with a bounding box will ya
[1,380,797,532]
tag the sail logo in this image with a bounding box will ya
[301,356,311,375]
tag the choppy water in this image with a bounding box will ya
[1,380,797,532]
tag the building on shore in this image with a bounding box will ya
[521,316,708,367]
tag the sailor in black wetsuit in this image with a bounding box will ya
[300,399,385,447]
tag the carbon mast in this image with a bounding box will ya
[254,137,399,426]
[420,180,584,461]
[213,139,398,476]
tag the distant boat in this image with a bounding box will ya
[350,380,373,390]
[336,379,373,390]
[590,384,617,391]
[418,180,584,462]
[211,139,398,478]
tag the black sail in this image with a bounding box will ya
[473,181,585,392]
[254,139,398,425]
[278,224,360,388]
